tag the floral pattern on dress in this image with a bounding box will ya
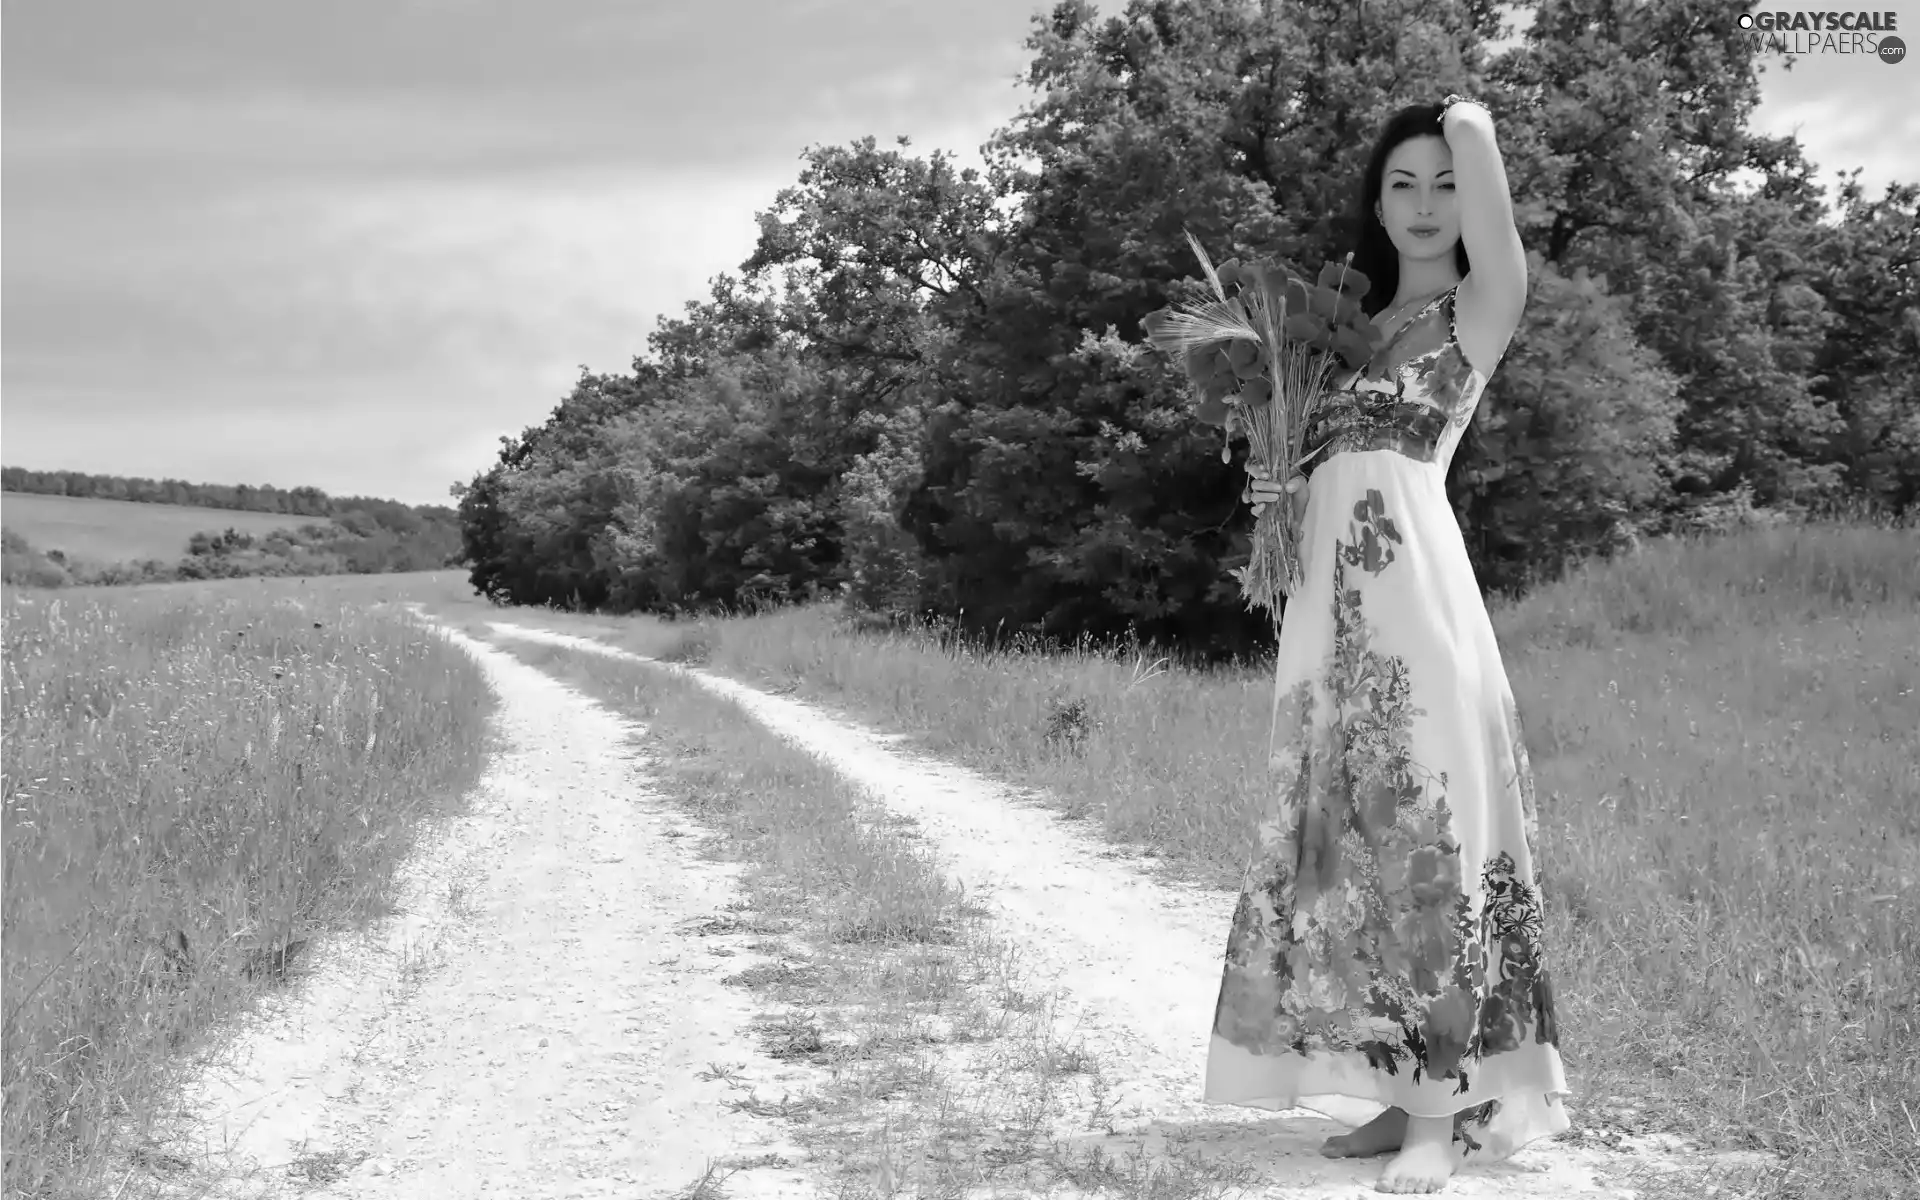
[1212,488,1560,1150]
[1339,489,1403,576]
[1307,288,1486,479]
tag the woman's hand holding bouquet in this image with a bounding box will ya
[1138,231,1386,616]
[1243,468,1308,550]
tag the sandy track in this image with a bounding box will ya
[130,625,822,1199]
[479,621,1681,1198]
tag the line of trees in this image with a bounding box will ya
[1,466,337,515]
[454,0,1918,662]
[1,467,457,532]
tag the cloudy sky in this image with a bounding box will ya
[4,1,1913,508]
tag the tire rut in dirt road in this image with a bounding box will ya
[129,626,824,1199]
[483,619,1765,1200]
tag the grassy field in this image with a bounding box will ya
[0,493,335,564]
[412,519,1920,1200]
[0,575,495,1200]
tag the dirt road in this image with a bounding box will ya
[132,625,821,1198]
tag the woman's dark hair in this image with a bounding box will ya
[1347,103,1473,317]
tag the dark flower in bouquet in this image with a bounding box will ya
[1139,230,1388,614]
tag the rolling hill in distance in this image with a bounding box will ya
[1,466,465,585]
[0,493,341,564]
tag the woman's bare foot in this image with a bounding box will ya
[1321,1106,1409,1158]
[1376,1113,1457,1193]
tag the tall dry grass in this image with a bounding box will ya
[475,518,1918,1198]
[1,585,495,1199]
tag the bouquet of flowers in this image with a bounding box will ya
[1139,230,1386,615]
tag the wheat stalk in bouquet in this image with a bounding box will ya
[1140,230,1385,616]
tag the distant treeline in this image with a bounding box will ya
[1,466,454,526]
[0,467,465,587]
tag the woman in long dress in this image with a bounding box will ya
[1219,99,1570,1194]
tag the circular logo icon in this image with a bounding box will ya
[1880,35,1906,65]
[1738,13,1754,28]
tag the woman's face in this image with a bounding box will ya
[1374,135,1459,263]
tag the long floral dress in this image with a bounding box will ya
[1205,284,1570,1163]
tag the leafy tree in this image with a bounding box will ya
[1450,255,1681,586]
[600,349,843,611]
[456,369,655,606]
[1479,0,1905,538]
[837,406,934,617]
[1806,176,1920,514]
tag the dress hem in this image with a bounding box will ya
[1206,1035,1573,1162]
[1202,1089,1576,1163]
[1202,1087,1576,1123]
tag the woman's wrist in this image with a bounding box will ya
[1440,94,1491,130]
